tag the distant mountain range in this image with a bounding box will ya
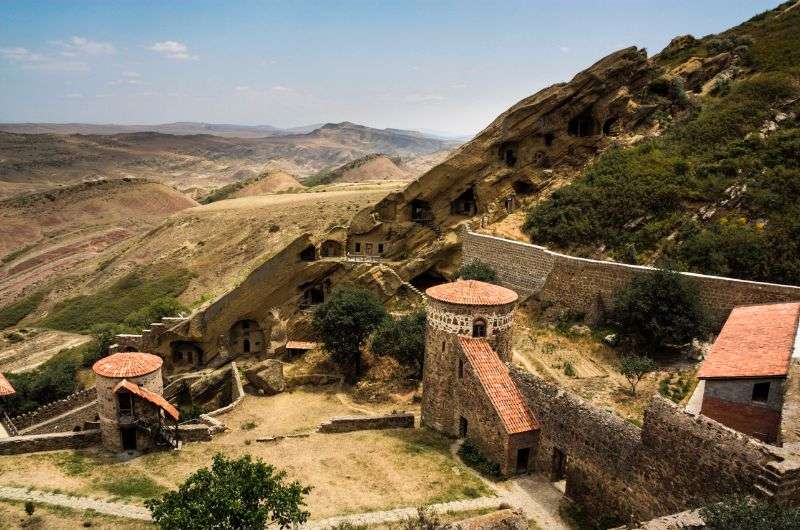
[0,120,468,140]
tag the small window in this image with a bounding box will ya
[355,242,361,253]
[378,243,384,254]
[242,321,249,330]
[458,359,464,379]
[752,382,770,402]
[442,341,446,353]
[472,318,487,338]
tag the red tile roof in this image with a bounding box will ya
[113,379,179,421]
[426,280,518,306]
[0,372,15,397]
[93,352,163,378]
[458,337,539,434]
[698,302,800,380]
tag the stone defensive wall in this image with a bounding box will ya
[0,430,101,456]
[462,230,800,327]
[510,366,800,523]
[9,388,97,432]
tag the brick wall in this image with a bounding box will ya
[462,231,800,328]
[509,366,794,523]
[0,430,100,455]
[700,396,781,442]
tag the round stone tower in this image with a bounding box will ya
[422,279,518,435]
[92,351,165,452]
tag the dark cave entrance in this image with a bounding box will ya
[568,109,598,137]
[410,269,447,291]
[451,187,477,216]
[498,142,518,167]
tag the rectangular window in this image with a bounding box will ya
[752,382,770,402]
[355,242,361,253]
[378,243,384,254]
[458,359,464,379]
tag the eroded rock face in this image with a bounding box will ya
[347,47,663,276]
[245,359,285,395]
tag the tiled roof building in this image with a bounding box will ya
[698,302,800,443]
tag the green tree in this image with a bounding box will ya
[453,261,498,283]
[700,496,800,529]
[24,501,35,518]
[370,310,426,376]
[123,296,187,330]
[611,268,707,354]
[313,286,387,377]
[618,355,658,395]
[145,453,311,530]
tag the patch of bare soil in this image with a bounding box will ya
[512,304,700,423]
[0,389,489,521]
[0,328,91,373]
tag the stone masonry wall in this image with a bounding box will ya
[318,413,415,433]
[509,367,795,522]
[0,430,101,455]
[22,400,98,435]
[462,230,800,327]
[10,388,97,432]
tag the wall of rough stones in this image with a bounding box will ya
[10,388,97,432]
[317,412,415,433]
[509,367,799,523]
[462,231,800,327]
[22,400,98,435]
[0,430,101,455]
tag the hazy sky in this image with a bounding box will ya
[0,1,778,135]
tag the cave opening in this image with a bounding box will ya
[567,109,599,137]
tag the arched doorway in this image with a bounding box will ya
[171,341,205,368]
[229,320,265,356]
[299,245,317,262]
[568,109,598,137]
[451,187,477,216]
[320,240,344,257]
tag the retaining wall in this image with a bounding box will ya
[510,367,800,523]
[22,400,98,435]
[10,388,97,432]
[0,430,101,455]
[206,362,245,418]
[462,231,800,327]
[318,412,415,433]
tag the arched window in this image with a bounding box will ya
[472,318,487,338]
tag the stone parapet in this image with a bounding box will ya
[0,430,100,455]
[10,388,97,431]
[318,413,415,433]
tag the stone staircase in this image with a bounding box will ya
[754,458,800,504]
[111,315,189,353]
[375,264,426,300]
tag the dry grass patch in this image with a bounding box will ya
[0,499,154,530]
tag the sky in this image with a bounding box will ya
[0,0,780,136]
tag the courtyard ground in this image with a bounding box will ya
[512,304,700,424]
[0,388,491,521]
[0,499,153,530]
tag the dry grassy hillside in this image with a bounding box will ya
[23,182,403,319]
[0,123,458,200]
[0,179,197,302]
[228,170,303,198]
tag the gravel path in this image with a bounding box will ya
[0,486,151,521]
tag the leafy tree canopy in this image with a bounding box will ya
[618,355,658,395]
[611,268,708,354]
[453,261,498,283]
[313,286,387,376]
[371,310,426,376]
[146,453,311,530]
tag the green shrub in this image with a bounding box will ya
[611,269,708,354]
[457,439,501,478]
[453,260,498,283]
[700,495,800,529]
[370,310,426,376]
[39,267,193,333]
[0,290,46,330]
[313,286,388,378]
[619,355,658,395]
[563,360,576,377]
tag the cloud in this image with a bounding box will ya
[64,93,83,99]
[559,46,571,53]
[27,60,89,72]
[122,71,140,78]
[0,47,44,62]
[148,40,197,60]
[234,85,252,92]
[271,85,291,92]
[59,36,115,55]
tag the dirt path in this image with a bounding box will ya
[0,486,151,521]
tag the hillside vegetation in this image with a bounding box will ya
[524,2,800,284]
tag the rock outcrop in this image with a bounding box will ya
[347,47,664,281]
[245,359,285,395]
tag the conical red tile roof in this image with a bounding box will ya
[426,280,518,306]
[92,352,163,378]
